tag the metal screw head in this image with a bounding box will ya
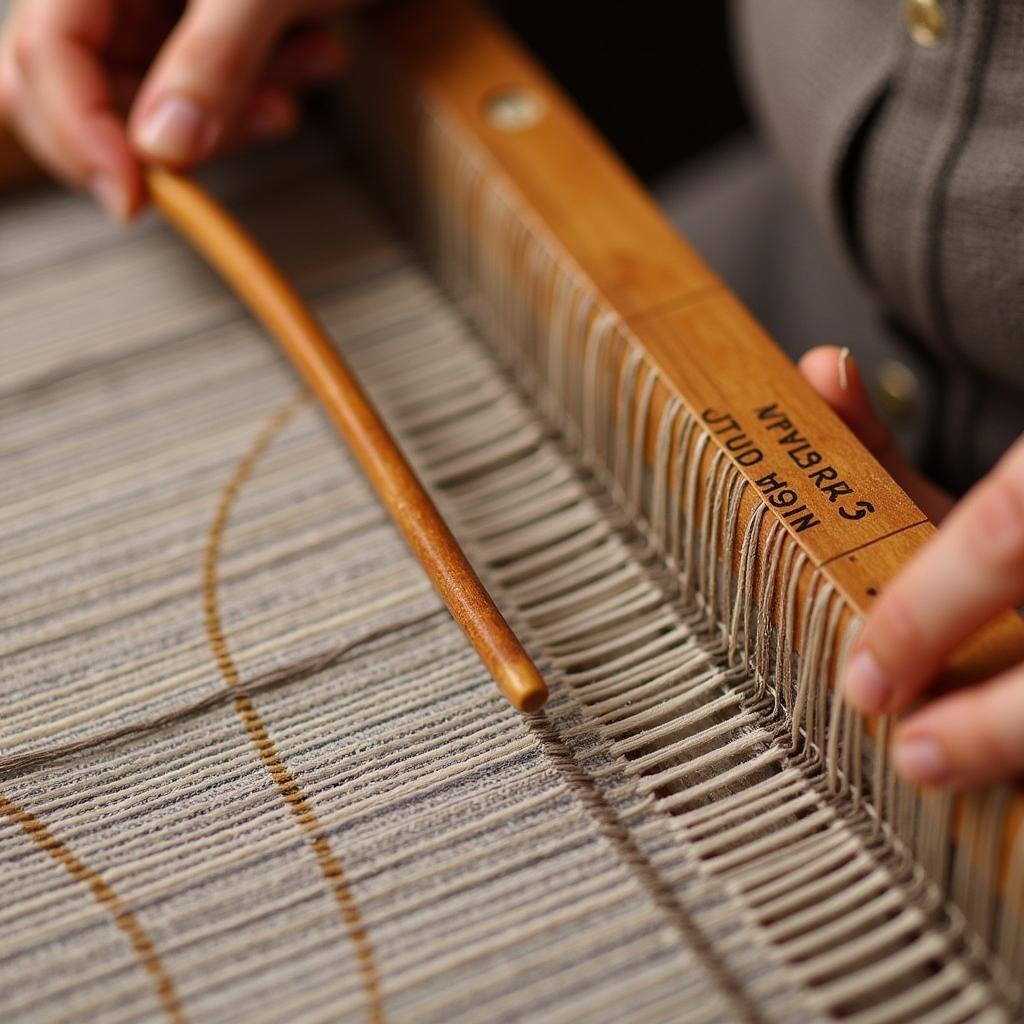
[904,0,947,47]
[485,89,545,132]
[875,358,920,424]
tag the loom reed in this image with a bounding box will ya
[387,94,1024,1008]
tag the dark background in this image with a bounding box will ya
[487,3,750,182]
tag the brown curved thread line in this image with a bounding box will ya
[0,794,186,1023]
[202,390,384,1024]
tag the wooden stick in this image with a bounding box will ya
[146,167,547,714]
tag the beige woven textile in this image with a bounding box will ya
[0,140,1015,1023]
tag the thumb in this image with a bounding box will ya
[128,0,292,167]
[799,346,953,522]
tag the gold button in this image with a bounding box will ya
[875,359,919,424]
[905,0,947,46]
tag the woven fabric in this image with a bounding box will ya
[3,135,1019,1022]
[0,144,814,1024]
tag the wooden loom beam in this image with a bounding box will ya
[350,0,1024,893]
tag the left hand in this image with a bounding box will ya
[0,1,356,220]
[800,346,1024,789]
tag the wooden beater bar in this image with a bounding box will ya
[348,0,1024,890]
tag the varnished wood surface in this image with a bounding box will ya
[360,0,1024,681]
[354,0,1024,894]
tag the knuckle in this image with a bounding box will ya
[11,26,44,74]
[966,470,1024,573]
[175,30,251,87]
[970,700,1018,776]
[0,34,19,76]
[0,52,11,104]
[873,588,927,668]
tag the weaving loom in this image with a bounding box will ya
[2,0,1024,1020]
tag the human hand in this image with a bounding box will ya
[801,345,1024,788]
[0,1,356,220]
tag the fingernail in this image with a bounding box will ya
[134,95,207,163]
[844,649,892,713]
[894,736,950,785]
[89,174,129,222]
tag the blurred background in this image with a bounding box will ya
[485,2,930,476]
[487,2,885,404]
[489,2,749,182]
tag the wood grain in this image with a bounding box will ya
[358,0,1024,685]
[353,0,1024,893]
